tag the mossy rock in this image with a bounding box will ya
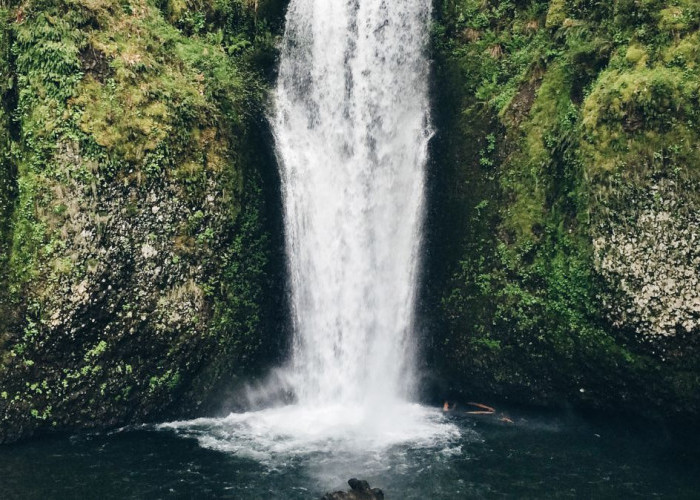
[429,0,700,421]
[0,0,289,444]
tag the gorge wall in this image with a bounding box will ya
[427,0,699,420]
[0,0,289,443]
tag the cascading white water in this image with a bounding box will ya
[161,0,459,477]
[275,0,433,408]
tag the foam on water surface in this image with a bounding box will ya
[159,402,462,486]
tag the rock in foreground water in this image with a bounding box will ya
[321,478,384,500]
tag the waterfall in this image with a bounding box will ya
[161,0,458,471]
[274,0,433,407]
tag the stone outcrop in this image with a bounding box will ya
[594,179,700,339]
[0,0,288,444]
[322,479,384,500]
[429,0,700,420]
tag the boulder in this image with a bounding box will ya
[321,478,384,500]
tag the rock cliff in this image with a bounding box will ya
[0,0,288,443]
[427,0,699,420]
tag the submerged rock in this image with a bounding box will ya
[321,478,385,500]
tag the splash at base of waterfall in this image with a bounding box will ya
[159,403,460,475]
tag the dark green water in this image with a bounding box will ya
[1,406,698,499]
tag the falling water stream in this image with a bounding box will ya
[275,0,431,407]
[158,0,459,486]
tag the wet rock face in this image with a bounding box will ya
[0,140,254,443]
[428,0,700,420]
[321,479,385,500]
[594,179,700,339]
[0,0,288,444]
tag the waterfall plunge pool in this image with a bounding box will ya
[2,404,698,499]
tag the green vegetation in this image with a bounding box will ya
[0,6,16,333]
[431,0,700,418]
[0,0,287,443]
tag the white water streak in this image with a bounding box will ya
[274,0,433,407]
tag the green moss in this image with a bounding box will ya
[625,44,648,66]
[658,3,698,33]
[582,66,700,184]
[545,0,566,29]
[1,0,266,301]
